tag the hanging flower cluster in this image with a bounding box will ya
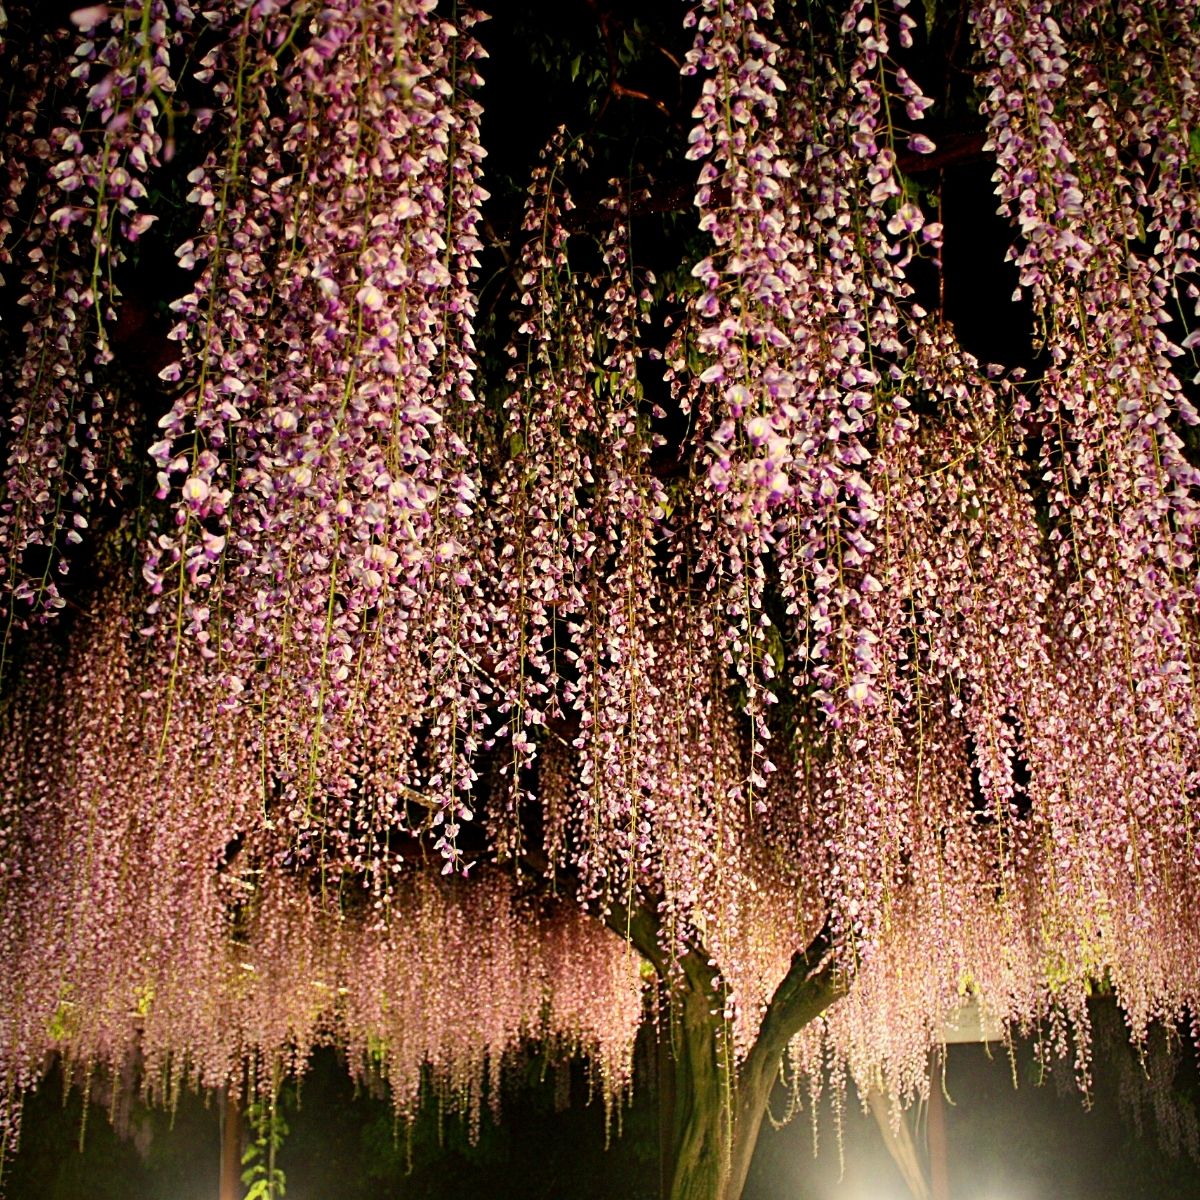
[0,585,641,1157]
[471,141,671,903]
[668,0,1200,1115]
[974,0,1200,836]
[143,0,489,873]
[0,573,259,1166]
[0,3,186,625]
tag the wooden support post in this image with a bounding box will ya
[868,1088,931,1200]
[928,1050,950,1200]
[220,1089,242,1200]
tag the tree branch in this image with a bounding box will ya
[748,916,844,1063]
[895,129,988,177]
[722,916,848,1200]
[550,130,991,240]
[583,0,681,126]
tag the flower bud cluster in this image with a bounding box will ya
[143,1,488,875]
[0,4,187,623]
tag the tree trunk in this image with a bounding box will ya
[663,985,728,1200]
[560,865,846,1200]
[662,926,847,1200]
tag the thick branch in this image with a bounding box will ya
[554,130,990,238]
[746,918,843,1062]
[598,881,670,976]
[895,129,988,177]
[723,919,847,1200]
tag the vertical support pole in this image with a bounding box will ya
[220,1088,242,1200]
[658,1020,676,1200]
[928,1049,950,1200]
[868,1088,931,1200]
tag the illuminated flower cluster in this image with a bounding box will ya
[0,4,185,623]
[146,0,489,871]
[473,146,669,897]
[0,589,640,1155]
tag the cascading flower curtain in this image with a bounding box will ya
[0,0,1199,1190]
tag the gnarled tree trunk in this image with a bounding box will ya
[661,925,846,1200]
[535,854,847,1200]
[662,983,727,1200]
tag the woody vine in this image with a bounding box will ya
[1,1,1199,1198]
